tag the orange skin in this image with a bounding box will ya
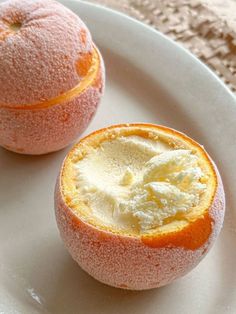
[0,0,105,155]
[55,124,225,290]
[0,47,104,155]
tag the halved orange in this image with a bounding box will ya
[55,123,225,290]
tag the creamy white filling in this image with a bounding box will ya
[74,136,206,231]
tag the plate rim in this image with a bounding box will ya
[77,0,236,103]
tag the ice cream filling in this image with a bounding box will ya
[74,135,207,232]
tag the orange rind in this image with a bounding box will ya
[0,0,105,154]
[55,124,225,290]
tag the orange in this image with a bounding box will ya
[0,0,105,154]
[55,123,225,290]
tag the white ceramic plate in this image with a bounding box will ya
[1,1,236,313]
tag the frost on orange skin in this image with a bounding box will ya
[0,0,105,155]
[0,0,94,106]
[55,124,225,290]
[79,28,87,46]
[0,48,104,155]
[0,47,101,110]
[0,28,11,40]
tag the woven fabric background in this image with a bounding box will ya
[86,0,236,94]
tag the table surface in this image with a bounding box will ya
[86,0,236,95]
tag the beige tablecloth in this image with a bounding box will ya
[86,0,236,94]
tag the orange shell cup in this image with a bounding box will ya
[0,0,105,155]
[55,124,225,290]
